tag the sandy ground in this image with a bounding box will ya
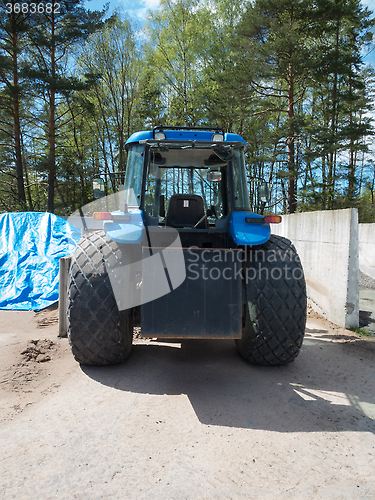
[0,306,375,500]
[359,286,375,335]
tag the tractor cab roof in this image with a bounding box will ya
[125,126,247,149]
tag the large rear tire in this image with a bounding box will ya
[68,231,133,366]
[236,235,306,366]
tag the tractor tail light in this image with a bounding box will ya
[93,212,112,220]
[264,215,282,224]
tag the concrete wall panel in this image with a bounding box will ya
[271,209,359,329]
[358,223,375,279]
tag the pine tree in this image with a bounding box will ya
[0,0,31,209]
[238,0,319,213]
[25,0,105,213]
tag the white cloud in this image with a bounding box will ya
[144,0,160,8]
[361,0,375,11]
[115,0,160,20]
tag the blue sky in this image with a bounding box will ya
[362,0,375,65]
[84,0,160,22]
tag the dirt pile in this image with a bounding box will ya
[20,339,55,363]
[1,339,58,393]
[0,336,70,422]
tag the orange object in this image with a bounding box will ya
[93,212,112,220]
[264,215,282,224]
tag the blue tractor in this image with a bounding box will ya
[67,126,306,366]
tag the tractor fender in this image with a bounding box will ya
[104,209,145,244]
[230,211,270,246]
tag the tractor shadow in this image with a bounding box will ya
[359,286,375,335]
[82,325,375,433]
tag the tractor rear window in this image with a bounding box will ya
[232,149,250,211]
[142,144,249,227]
[145,165,226,222]
[124,144,145,206]
[144,146,228,225]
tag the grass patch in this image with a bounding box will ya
[351,327,373,337]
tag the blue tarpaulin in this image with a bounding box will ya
[0,212,81,311]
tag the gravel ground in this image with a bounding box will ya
[1,309,375,500]
[359,271,375,335]
[359,270,375,289]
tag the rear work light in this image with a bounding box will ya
[264,215,282,224]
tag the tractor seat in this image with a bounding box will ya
[166,194,207,229]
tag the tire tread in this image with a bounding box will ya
[68,230,132,365]
[236,234,306,366]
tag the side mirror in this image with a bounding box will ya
[207,171,222,182]
[259,181,271,203]
[93,178,105,199]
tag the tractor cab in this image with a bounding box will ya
[125,127,250,220]
[117,126,272,248]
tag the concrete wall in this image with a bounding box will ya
[271,209,359,329]
[359,223,375,279]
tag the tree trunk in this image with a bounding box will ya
[47,92,56,212]
[328,19,340,211]
[11,12,27,209]
[47,11,56,213]
[321,155,327,210]
[21,133,33,210]
[287,62,296,214]
[348,79,355,202]
[348,142,355,202]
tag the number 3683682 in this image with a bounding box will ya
[5,3,61,14]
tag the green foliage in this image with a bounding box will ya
[351,326,373,336]
[0,0,374,216]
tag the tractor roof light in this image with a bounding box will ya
[212,132,224,142]
[154,130,166,140]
